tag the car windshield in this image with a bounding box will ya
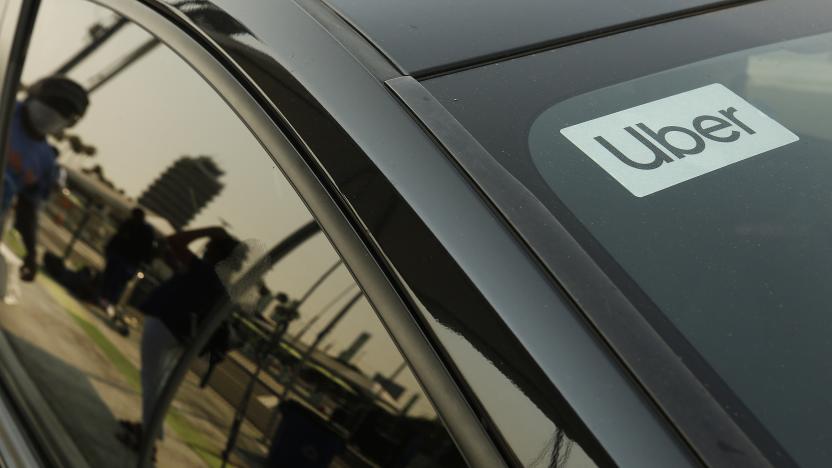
[424,11,832,468]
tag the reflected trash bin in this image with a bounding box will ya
[266,400,345,467]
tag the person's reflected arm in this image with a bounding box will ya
[164,226,228,268]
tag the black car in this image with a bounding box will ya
[0,0,828,467]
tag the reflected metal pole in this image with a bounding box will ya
[52,17,129,76]
[85,37,160,94]
[400,394,420,417]
[222,259,343,465]
[374,361,407,399]
[262,291,363,438]
[387,361,407,381]
[220,317,290,468]
[62,207,93,260]
[283,257,341,340]
[294,283,356,342]
[298,258,341,305]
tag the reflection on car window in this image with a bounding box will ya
[418,298,598,468]
[0,0,467,466]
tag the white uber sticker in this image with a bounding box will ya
[560,83,798,197]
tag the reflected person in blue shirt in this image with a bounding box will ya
[3,77,88,280]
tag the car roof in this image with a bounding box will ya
[323,0,735,76]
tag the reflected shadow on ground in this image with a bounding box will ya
[0,276,220,467]
[4,331,136,467]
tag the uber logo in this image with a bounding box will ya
[560,84,798,197]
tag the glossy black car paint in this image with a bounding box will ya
[140,0,698,467]
[0,0,805,466]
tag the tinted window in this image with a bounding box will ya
[425,3,832,466]
[0,1,466,466]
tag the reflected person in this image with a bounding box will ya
[97,207,155,316]
[252,284,273,319]
[3,77,88,280]
[269,292,298,323]
[116,226,246,455]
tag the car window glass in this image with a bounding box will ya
[1,1,467,466]
[425,21,832,467]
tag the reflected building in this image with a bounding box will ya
[138,155,224,230]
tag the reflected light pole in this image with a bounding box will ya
[52,16,129,76]
[85,38,161,93]
[261,290,364,437]
[293,282,357,342]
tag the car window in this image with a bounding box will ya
[0,0,467,466]
[424,4,832,467]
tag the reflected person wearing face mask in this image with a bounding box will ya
[3,76,88,280]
